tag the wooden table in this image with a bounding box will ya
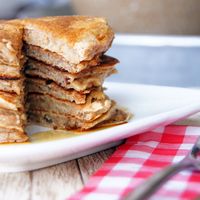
[0,147,116,200]
[1,114,200,200]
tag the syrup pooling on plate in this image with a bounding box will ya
[29,130,89,143]
[0,130,90,145]
[0,126,119,145]
[29,125,117,143]
[29,126,113,143]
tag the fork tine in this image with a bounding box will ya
[195,136,200,147]
[191,137,200,158]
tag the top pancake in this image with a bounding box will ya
[13,16,114,65]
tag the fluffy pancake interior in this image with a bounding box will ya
[0,91,24,110]
[0,22,24,67]
[19,16,114,64]
[27,93,112,121]
[0,64,21,78]
[24,44,102,73]
[0,107,26,130]
[0,127,28,143]
[25,57,117,91]
[0,78,24,95]
[27,102,116,130]
[26,77,106,104]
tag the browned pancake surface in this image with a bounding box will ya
[0,22,24,66]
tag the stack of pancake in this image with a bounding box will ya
[0,16,130,143]
[21,16,128,130]
[0,22,28,142]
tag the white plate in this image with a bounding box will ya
[1,82,200,172]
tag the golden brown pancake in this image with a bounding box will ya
[0,91,24,110]
[0,64,21,78]
[27,93,112,121]
[24,44,102,73]
[27,103,130,131]
[27,102,115,130]
[0,16,130,143]
[0,78,24,95]
[0,107,26,129]
[14,16,114,65]
[0,21,27,143]
[26,77,106,104]
[0,22,24,66]
[25,58,117,91]
[0,127,28,143]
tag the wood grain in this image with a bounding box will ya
[78,148,116,183]
[31,160,83,200]
[174,113,200,126]
[0,172,31,200]
[0,148,116,200]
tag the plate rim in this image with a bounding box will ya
[1,82,200,171]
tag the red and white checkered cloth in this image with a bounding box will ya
[69,125,200,200]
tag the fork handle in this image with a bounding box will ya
[124,161,192,200]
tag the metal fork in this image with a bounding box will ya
[124,136,200,200]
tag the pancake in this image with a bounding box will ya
[0,22,24,66]
[27,102,117,130]
[25,58,117,91]
[14,16,114,65]
[0,107,26,130]
[26,77,106,104]
[28,103,130,131]
[0,21,28,143]
[27,93,112,121]
[0,127,28,143]
[24,44,102,73]
[0,64,21,78]
[97,107,132,128]
[0,78,24,95]
[0,16,130,143]
[0,91,24,111]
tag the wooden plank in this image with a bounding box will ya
[0,172,31,200]
[31,160,83,200]
[78,148,116,183]
[0,148,116,200]
[174,112,200,126]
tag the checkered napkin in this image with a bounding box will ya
[69,125,200,200]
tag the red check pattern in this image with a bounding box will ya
[69,125,200,200]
